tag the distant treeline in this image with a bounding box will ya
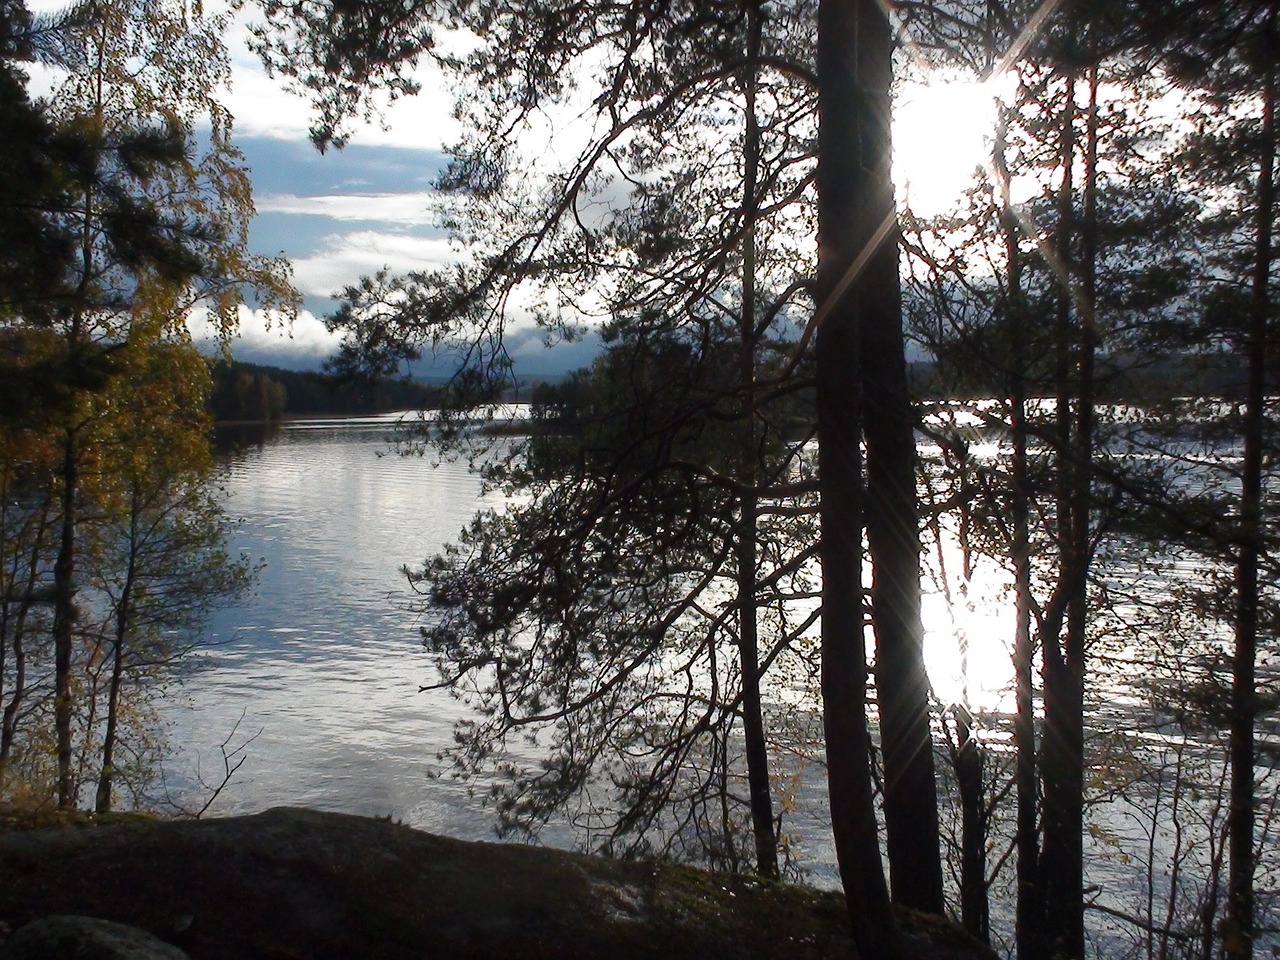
[208,360,443,422]
[527,352,1255,439]
[907,352,1255,402]
[209,351,1251,425]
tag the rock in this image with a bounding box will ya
[169,915,193,937]
[0,915,190,960]
[0,808,995,960]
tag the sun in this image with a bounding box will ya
[893,78,1002,217]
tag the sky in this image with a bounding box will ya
[196,23,465,373]
[179,10,994,374]
[174,14,612,376]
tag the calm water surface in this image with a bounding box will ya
[164,417,512,837]
[163,414,840,875]
[159,415,1277,952]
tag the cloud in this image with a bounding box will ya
[190,306,342,372]
[222,57,315,144]
[186,297,598,378]
[257,192,441,226]
[224,16,460,152]
[289,231,462,302]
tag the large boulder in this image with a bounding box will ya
[0,915,190,960]
[0,807,992,960]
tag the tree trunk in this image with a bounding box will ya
[1039,638,1085,960]
[737,2,778,880]
[815,0,899,954]
[1225,41,1274,960]
[995,91,1042,960]
[1041,59,1097,960]
[861,187,944,912]
[95,629,126,813]
[97,530,139,814]
[838,0,942,913]
[955,707,989,943]
[0,496,52,783]
[53,426,79,809]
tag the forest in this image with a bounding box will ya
[206,360,443,421]
[0,1,1277,959]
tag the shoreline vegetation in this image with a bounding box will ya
[208,359,443,423]
[212,351,1266,428]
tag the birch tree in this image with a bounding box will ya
[35,0,293,807]
[1,0,292,808]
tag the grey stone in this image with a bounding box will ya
[0,916,189,960]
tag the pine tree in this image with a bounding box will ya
[1,0,293,808]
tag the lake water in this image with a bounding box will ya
[162,416,834,861]
[159,415,1277,955]
[162,416,515,838]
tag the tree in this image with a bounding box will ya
[0,330,62,791]
[897,5,1228,957]
[1152,5,1280,954]
[0,0,292,809]
[421,327,818,870]
[33,0,293,809]
[83,335,255,812]
[260,0,830,880]
[0,3,75,325]
[247,0,953,936]
[813,0,909,951]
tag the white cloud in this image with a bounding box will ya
[257,192,441,226]
[224,18,459,152]
[289,231,462,301]
[190,305,342,371]
[221,51,315,143]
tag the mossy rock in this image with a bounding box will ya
[0,807,993,960]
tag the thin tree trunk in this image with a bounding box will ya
[996,90,1042,960]
[1042,57,1097,960]
[97,512,139,813]
[854,0,943,915]
[0,495,53,782]
[95,616,127,813]
[1225,41,1274,960]
[1062,61,1099,960]
[53,426,79,808]
[737,1,778,880]
[1038,63,1078,960]
[1199,778,1229,960]
[0,466,10,704]
[0,624,26,781]
[815,0,898,954]
[955,706,989,942]
[52,19,108,812]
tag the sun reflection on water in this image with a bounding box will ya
[921,531,1018,716]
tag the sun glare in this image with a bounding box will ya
[893,79,1002,217]
[922,570,1018,716]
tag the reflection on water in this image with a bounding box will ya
[210,420,284,455]
[164,417,507,837]
[921,527,1018,713]
[169,417,1026,874]
[160,415,1277,954]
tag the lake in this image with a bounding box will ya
[163,415,513,838]
[162,416,837,863]
[159,414,1276,955]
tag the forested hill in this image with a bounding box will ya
[209,350,1249,425]
[906,352,1255,401]
[207,360,442,422]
